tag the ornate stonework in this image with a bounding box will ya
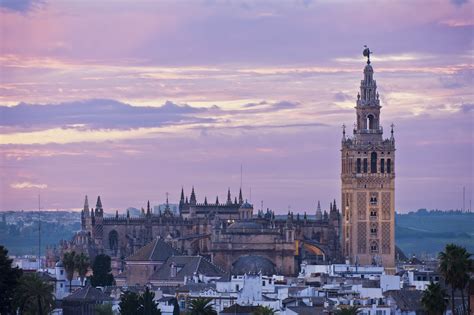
[341,48,396,271]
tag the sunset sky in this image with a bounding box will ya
[0,0,472,213]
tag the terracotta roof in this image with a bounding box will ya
[126,238,180,262]
[63,285,112,302]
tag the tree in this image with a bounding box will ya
[138,287,161,315]
[334,306,360,315]
[95,303,114,315]
[0,246,22,314]
[90,254,115,287]
[188,297,217,315]
[13,273,55,315]
[172,298,180,315]
[439,244,472,315]
[421,282,448,315]
[63,251,76,292]
[253,305,276,315]
[119,291,141,315]
[74,252,90,286]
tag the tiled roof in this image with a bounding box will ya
[126,237,180,262]
[149,256,224,281]
[288,306,324,315]
[384,289,423,311]
[63,285,112,302]
[221,304,260,314]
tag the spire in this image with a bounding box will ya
[83,195,90,216]
[96,196,102,208]
[239,188,243,204]
[215,196,219,205]
[333,199,337,212]
[180,187,185,204]
[115,210,119,218]
[204,196,208,205]
[185,196,188,204]
[316,200,322,221]
[147,200,151,216]
[234,196,237,204]
[190,187,197,205]
[227,188,232,205]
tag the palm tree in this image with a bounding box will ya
[74,252,90,287]
[138,287,161,315]
[334,306,360,315]
[253,305,276,315]
[13,273,55,315]
[421,282,448,315]
[439,244,472,315]
[63,251,76,292]
[188,297,217,315]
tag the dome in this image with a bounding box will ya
[239,201,253,209]
[364,64,373,73]
[232,255,276,276]
[227,220,262,230]
[55,260,64,268]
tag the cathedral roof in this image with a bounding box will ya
[149,256,224,281]
[125,238,180,262]
[63,285,112,302]
[239,201,253,209]
[227,220,262,230]
[231,255,276,276]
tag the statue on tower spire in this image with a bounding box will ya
[363,45,372,64]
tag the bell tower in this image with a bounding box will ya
[341,47,395,272]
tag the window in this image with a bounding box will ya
[356,158,361,173]
[370,242,378,253]
[387,159,392,173]
[376,311,385,315]
[60,270,64,275]
[370,210,377,218]
[371,152,377,173]
[236,284,239,291]
[370,224,377,235]
[363,158,368,173]
[370,196,377,205]
[380,159,385,173]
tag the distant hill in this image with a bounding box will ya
[395,209,474,258]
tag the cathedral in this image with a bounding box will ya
[341,47,396,272]
[47,48,396,277]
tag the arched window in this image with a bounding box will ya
[370,152,377,173]
[370,223,377,236]
[370,241,378,253]
[363,158,368,173]
[356,158,361,173]
[380,159,385,173]
[367,114,375,130]
[387,159,392,173]
[109,230,119,252]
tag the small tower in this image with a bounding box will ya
[239,188,244,204]
[190,187,197,205]
[180,187,185,205]
[226,188,232,205]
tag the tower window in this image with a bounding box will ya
[380,159,385,173]
[367,114,375,129]
[363,158,368,173]
[370,210,377,218]
[370,197,377,205]
[370,152,377,173]
[370,242,378,253]
[356,158,361,173]
[370,224,377,235]
[387,159,392,173]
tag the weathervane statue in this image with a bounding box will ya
[363,45,372,64]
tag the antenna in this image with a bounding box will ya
[38,194,41,271]
[463,186,465,212]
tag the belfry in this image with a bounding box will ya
[341,47,396,271]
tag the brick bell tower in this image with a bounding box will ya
[341,47,395,271]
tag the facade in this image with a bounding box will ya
[51,188,341,277]
[341,48,396,271]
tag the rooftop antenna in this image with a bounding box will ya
[38,194,41,271]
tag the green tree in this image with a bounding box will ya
[253,305,276,315]
[13,273,55,315]
[138,287,161,315]
[188,297,216,315]
[334,306,360,315]
[421,282,448,315]
[0,246,23,314]
[90,254,115,287]
[74,252,90,286]
[63,251,76,292]
[95,303,114,315]
[119,291,141,315]
[172,298,180,315]
[439,244,472,315]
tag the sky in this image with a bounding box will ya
[0,0,473,214]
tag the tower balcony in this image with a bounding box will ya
[357,126,383,134]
